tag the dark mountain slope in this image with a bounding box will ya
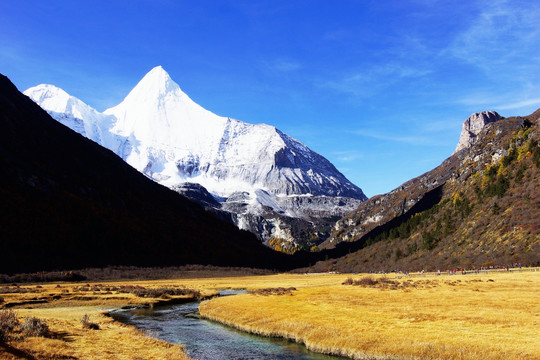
[306,110,540,272]
[0,74,293,273]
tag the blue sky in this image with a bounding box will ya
[1,0,539,197]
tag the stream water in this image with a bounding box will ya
[111,290,346,360]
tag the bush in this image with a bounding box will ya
[129,287,201,299]
[342,277,400,288]
[0,309,19,341]
[515,163,527,183]
[248,287,296,296]
[21,317,49,337]
[355,277,379,286]
[80,314,100,330]
[422,231,438,250]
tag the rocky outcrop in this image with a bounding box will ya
[320,156,461,249]
[172,182,222,208]
[454,111,503,154]
[175,182,360,246]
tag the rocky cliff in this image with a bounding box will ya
[454,111,503,153]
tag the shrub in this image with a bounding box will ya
[355,277,379,286]
[129,287,201,299]
[80,314,100,330]
[342,277,400,288]
[422,231,438,250]
[515,163,527,183]
[492,202,500,215]
[248,287,296,296]
[0,309,19,341]
[21,317,49,337]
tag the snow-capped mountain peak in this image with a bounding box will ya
[24,84,98,121]
[23,84,119,148]
[104,66,226,149]
[115,65,181,101]
[25,66,366,225]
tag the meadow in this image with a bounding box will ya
[200,270,540,360]
[0,269,538,359]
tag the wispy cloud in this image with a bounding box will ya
[456,92,540,114]
[266,59,301,72]
[448,0,540,77]
[332,150,364,162]
[496,98,540,111]
[352,128,445,146]
[323,63,431,97]
[322,29,349,42]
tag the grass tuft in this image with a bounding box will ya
[81,314,100,330]
[0,309,19,341]
[21,317,49,337]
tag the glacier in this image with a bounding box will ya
[24,66,366,244]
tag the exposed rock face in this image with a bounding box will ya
[320,156,460,249]
[172,182,222,208]
[454,111,503,154]
[174,181,362,244]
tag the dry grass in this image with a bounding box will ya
[0,306,189,360]
[200,271,540,360]
[0,280,206,360]
[2,271,538,359]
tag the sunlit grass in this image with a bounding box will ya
[200,270,540,360]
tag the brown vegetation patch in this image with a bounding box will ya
[80,314,100,330]
[0,286,42,294]
[21,316,50,337]
[0,309,19,341]
[341,276,455,290]
[248,287,297,296]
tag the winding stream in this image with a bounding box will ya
[111,291,346,360]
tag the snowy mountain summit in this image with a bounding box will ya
[25,66,366,243]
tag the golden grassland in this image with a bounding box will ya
[1,270,538,359]
[199,270,540,360]
[0,280,204,360]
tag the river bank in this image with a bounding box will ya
[112,294,346,360]
[0,279,203,360]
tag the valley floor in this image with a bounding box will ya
[1,270,539,359]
